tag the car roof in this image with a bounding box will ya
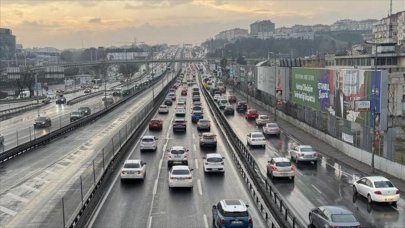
[299,145,313,149]
[319,206,352,215]
[220,199,248,212]
[272,157,290,163]
[171,146,185,150]
[251,132,263,135]
[160,105,167,107]
[363,176,390,182]
[206,153,222,158]
[124,159,141,164]
[259,114,269,117]
[174,118,185,121]
[142,135,155,139]
[171,165,189,170]
[202,133,216,136]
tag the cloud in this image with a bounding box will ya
[125,0,192,9]
[88,17,102,23]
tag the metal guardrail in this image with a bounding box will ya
[0,103,46,120]
[66,91,105,105]
[67,69,179,228]
[0,69,170,164]
[200,75,306,228]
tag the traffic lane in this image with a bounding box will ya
[195,92,269,227]
[0,100,37,112]
[90,110,173,228]
[226,93,405,227]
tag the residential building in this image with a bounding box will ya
[0,28,16,60]
[215,28,249,41]
[331,19,377,31]
[250,20,275,37]
[373,11,405,45]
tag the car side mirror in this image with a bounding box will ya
[203,156,206,159]
[190,168,194,172]
[246,205,249,208]
[212,205,217,209]
[186,149,189,152]
[155,137,158,140]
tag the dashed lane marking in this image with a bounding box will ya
[5,193,29,203]
[0,205,17,216]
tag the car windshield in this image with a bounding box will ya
[301,147,314,152]
[207,157,222,162]
[142,138,154,142]
[203,135,215,140]
[193,106,202,110]
[36,117,47,121]
[71,112,81,116]
[124,163,140,169]
[374,180,395,188]
[199,120,209,123]
[276,162,291,167]
[171,149,185,154]
[222,211,248,217]
[267,123,278,127]
[331,214,357,223]
[252,134,263,138]
[172,169,190,175]
[260,115,269,119]
[174,120,185,123]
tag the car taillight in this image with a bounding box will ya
[298,153,302,157]
[271,166,278,171]
[396,190,400,194]
[121,171,126,174]
[186,176,192,179]
[249,218,253,224]
[291,166,295,171]
[220,219,225,224]
[221,162,224,165]
[170,176,175,179]
[374,191,382,195]
[205,162,208,165]
[137,171,142,174]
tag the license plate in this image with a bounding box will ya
[232,221,242,224]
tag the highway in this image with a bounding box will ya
[0,65,178,227]
[221,87,405,227]
[88,69,270,228]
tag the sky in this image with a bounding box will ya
[0,0,404,49]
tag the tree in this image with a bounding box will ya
[220,58,228,70]
[118,63,139,80]
[14,69,36,97]
[236,55,247,65]
[60,50,74,62]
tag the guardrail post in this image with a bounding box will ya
[29,127,32,141]
[16,131,19,146]
[292,217,296,228]
[112,138,115,156]
[80,176,84,206]
[119,130,122,147]
[59,116,62,129]
[279,199,283,213]
[102,149,105,169]
[62,197,66,228]
[92,160,96,185]
[285,207,288,221]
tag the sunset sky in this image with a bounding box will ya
[0,0,404,49]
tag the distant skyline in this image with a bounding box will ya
[1,0,404,49]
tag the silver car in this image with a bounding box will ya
[289,145,318,164]
[309,206,360,228]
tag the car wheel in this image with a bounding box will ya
[263,144,266,149]
[353,186,358,195]
[290,176,295,181]
[367,194,373,204]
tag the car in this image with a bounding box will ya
[213,94,221,102]
[178,97,187,104]
[203,153,225,173]
[149,119,163,131]
[70,111,84,122]
[172,118,187,132]
[164,98,173,106]
[181,89,187,96]
[236,101,248,113]
[309,206,361,228]
[168,92,176,101]
[263,123,280,136]
[176,101,186,107]
[353,176,400,206]
[120,160,147,181]
[84,88,92,94]
[193,101,202,106]
[191,110,204,123]
[192,91,200,97]
[167,146,189,167]
[247,132,266,148]
[158,105,169,114]
[289,145,318,164]
[140,135,158,151]
[42,97,51,104]
[228,95,237,103]
[0,134,4,145]
[218,99,228,109]
[192,105,203,112]
[78,107,91,116]
[256,114,270,126]
[112,88,122,96]
[223,105,235,115]
[103,95,114,106]
[197,119,211,131]
[199,133,217,148]
[245,109,259,120]
[56,96,66,104]
[266,157,295,180]
[192,87,199,93]
[169,88,176,93]
[192,95,201,102]
[212,199,253,228]
[34,116,52,128]
[175,107,186,116]
[168,165,193,189]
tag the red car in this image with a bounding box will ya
[228,95,237,103]
[149,119,163,131]
[245,109,259,120]
[181,89,187,96]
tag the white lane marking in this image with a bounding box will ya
[192,132,195,139]
[21,184,40,193]
[197,179,203,195]
[6,193,29,203]
[195,159,199,170]
[193,144,197,152]
[147,216,153,228]
[87,127,148,228]
[44,170,57,175]
[311,184,323,194]
[203,214,209,228]
[0,205,17,216]
[153,179,159,195]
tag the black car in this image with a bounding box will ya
[78,107,91,116]
[56,96,66,104]
[70,111,84,122]
[236,101,247,113]
[34,116,52,128]
[164,98,173,106]
[223,105,235,115]
[192,95,201,102]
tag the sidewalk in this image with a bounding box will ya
[229,87,405,193]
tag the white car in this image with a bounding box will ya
[168,165,193,189]
[120,160,147,181]
[175,107,186,116]
[353,176,400,206]
[176,101,186,107]
[167,146,189,167]
[263,122,280,136]
[266,157,295,180]
[256,114,270,126]
[247,132,266,148]
[140,135,158,151]
[203,153,225,173]
[158,105,169,114]
[178,97,187,104]
[213,94,221,101]
[289,145,318,164]
[168,92,176,101]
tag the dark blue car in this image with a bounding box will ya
[191,111,204,123]
[212,199,253,228]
